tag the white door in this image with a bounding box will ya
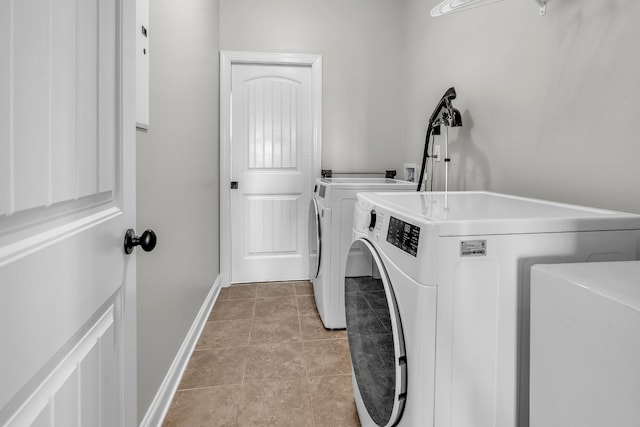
[229,62,316,283]
[0,0,136,426]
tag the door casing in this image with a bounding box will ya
[219,51,322,287]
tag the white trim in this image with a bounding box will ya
[219,51,322,286]
[139,276,222,427]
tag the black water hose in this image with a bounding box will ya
[416,123,434,191]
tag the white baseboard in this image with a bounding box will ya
[139,275,221,427]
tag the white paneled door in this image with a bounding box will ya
[0,0,136,426]
[229,61,316,283]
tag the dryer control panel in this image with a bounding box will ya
[387,216,420,257]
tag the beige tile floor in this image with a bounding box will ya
[163,281,361,427]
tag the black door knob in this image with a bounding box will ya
[124,229,157,254]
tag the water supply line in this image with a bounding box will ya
[444,125,450,193]
[416,87,462,192]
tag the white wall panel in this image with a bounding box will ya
[289,84,298,169]
[13,0,49,212]
[76,0,99,198]
[1,0,116,215]
[53,367,80,426]
[30,408,51,427]
[250,82,263,168]
[80,345,100,427]
[98,0,116,194]
[246,195,263,253]
[263,81,273,168]
[272,82,281,168]
[247,79,299,170]
[51,0,78,204]
[282,83,292,169]
[246,196,298,254]
[0,0,10,216]
[1,0,116,220]
[99,321,119,427]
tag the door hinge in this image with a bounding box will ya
[230,181,238,189]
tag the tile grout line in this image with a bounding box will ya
[296,282,317,427]
[237,284,258,427]
[241,295,257,386]
[176,383,243,393]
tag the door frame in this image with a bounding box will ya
[219,51,322,287]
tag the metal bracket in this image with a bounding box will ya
[321,169,397,178]
[431,0,547,17]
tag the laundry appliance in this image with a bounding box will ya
[308,177,415,329]
[344,191,640,427]
[530,261,640,427]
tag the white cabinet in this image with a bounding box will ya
[530,261,640,427]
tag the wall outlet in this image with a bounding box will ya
[403,163,417,182]
[433,144,441,161]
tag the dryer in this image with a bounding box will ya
[308,178,415,329]
[344,191,640,427]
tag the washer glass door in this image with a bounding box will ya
[308,198,322,279]
[345,238,406,427]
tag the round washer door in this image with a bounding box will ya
[345,238,406,427]
[308,198,322,280]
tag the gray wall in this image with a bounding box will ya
[219,0,406,175]
[136,0,219,421]
[402,0,640,213]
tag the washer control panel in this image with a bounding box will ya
[386,216,420,257]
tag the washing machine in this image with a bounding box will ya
[344,191,640,427]
[308,177,415,329]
